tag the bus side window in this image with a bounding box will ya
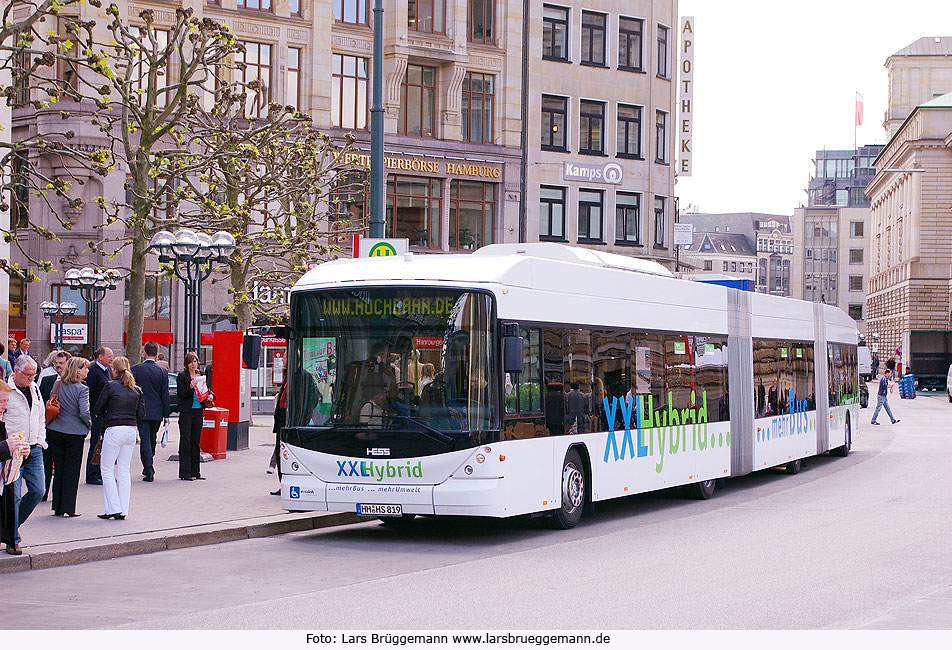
[503,327,545,439]
[543,328,565,435]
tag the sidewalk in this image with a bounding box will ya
[0,414,361,574]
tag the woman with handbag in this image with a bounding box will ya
[46,357,91,517]
[177,352,214,481]
[93,356,144,520]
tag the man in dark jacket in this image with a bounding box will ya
[39,350,70,500]
[131,341,170,482]
[84,346,113,485]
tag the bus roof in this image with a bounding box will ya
[293,244,857,344]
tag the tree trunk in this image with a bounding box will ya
[231,259,253,332]
[124,157,152,363]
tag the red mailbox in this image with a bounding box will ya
[200,407,229,460]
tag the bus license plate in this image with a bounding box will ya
[358,503,403,517]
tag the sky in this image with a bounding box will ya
[676,0,952,216]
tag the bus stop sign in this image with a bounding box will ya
[358,238,409,258]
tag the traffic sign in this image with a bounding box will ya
[357,238,409,258]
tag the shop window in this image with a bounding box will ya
[449,180,494,250]
[387,176,441,249]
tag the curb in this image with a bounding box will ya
[0,511,364,574]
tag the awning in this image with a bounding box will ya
[123,332,174,345]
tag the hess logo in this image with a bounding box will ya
[367,447,390,456]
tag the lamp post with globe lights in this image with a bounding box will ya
[63,267,119,354]
[40,301,78,350]
[148,229,236,357]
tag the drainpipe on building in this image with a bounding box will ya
[518,0,529,244]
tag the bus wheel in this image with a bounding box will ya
[550,449,585,529]
[831,417,851,457]
[379,514,417,528]
[784,458,802,475]
[687,478,716,500]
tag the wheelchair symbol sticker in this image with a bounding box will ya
[289,486,300,499]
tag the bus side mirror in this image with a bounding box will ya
[503,323,523,374]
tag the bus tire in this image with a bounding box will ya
[687,478,716,500]
[379,514,417,528]
[784,458,802,475]
[831,417,851,457]
[549,449,585,529]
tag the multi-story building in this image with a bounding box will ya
[866,91,952,366]
[790,145,882,336]
[791,205,871,334]
[807,145,883,207]
[679,232,756,283]
[884,37,952,138]
[678,212,793,296]
[7,1,527,381]
[525,1,678,269]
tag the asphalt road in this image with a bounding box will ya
[9,389,952,630]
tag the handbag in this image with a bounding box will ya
[45,382,61,424]
[90,438,103,465]
[201,397,215,409]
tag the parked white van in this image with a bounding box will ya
[858,346,873,381]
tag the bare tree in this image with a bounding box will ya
[71,4,241,360]
[173,80,367,331]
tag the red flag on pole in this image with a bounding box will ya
[855,92,864,127]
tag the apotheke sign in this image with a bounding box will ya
[562,161,624,185]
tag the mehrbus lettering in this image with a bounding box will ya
[757,388,810,442]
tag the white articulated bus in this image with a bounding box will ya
[279,243,859,528]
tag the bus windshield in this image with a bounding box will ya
[288,289,497,448]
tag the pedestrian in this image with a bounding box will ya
[4,355,47,551]
[0,344,12,381]
[885,355,896,374]
[268,377,287,481]
[1,382,31,555]
[131,341,170,482]
[38,350,63,383]
[93,356,144,520]
[45,357,91,517]
[6,339,18,365]
[870,368,901,426]
[85,346,114,485]
[176,352,214,481]
[39,350,70,501]
[11,339,31,364]
[155,353,170,372]
[564,382,591,433]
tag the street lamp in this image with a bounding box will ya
[40,300,78,350]
[148,229,236,357]
[64,267,119,354]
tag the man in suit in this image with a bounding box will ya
[131,341,170,482]
[564,382,591,433]
[85,346,113,485]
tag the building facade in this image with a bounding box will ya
[791,205,871,335]
[678,212,793,296]
[525,0,678,269]
[866,92,952,362]
[884,37,952,138]
[807,145,883,208]
[679,232,757,282]
[7,0,527,378]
